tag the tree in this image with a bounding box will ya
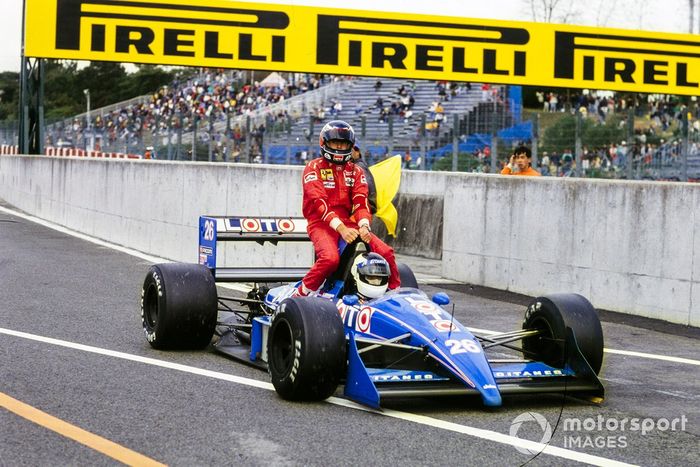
[44,61,80,120]
[524,0,580,23]
[120,65,175,97]
[75,62,128,108]
[0,71,20,120]
[541,113,624,154]
[12,60,179,122]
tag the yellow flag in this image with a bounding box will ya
[369,155,402,237]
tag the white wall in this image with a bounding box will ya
[441,174,699,327]
[0,156,313,267]
[1,155,698,326]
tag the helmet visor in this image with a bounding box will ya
[358,259,390,287]
[326,139,353,150]
[363,275,388,286]
[323,126,354,143]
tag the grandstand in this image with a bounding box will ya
[42,72,519,168]
[39,69,700,180]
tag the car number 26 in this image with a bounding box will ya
[203,219,215,241]
[445,338,481,354]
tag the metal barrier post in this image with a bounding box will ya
[225,112,232,162]
[388,114,394,156]
[191,112,197,161]
[452,113,459,172]
[682,111,689,182]
[575,110,583,177]
[245,115,252,162]
[531,113,539,169]
[175,112,182,160]
[208,113,214,162]
[626,107,634,180]
[166,114,173,160]
[285,118,292,165]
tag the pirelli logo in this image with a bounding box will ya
[554,31,700,89]
[316,15,529,77]
[22,0,700,95]
[33,0,290,66]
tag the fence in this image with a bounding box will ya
[35,107,700,183]
[528,106,700,182]
[1,121,18,146]
[6,71,700,182]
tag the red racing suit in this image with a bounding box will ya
[301,156,400,291]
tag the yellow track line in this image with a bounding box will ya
[0,392,166,467]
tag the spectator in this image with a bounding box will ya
[500,146,541,176]
[354,100,363,115]
[540,151,551,176]
[560,149,574,176]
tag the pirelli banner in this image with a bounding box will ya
[24,0,700,95]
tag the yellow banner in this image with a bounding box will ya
[24,0,700,95]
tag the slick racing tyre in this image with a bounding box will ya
[268,297,346,401]
[522,293,604,374]
[398,263,419,289]
[141,263,217,350]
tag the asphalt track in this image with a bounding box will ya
[1,205,699,466]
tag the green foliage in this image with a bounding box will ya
[540,113,625,153]
[0,71,20,120]
[44,61,79,120]
[75,62,129,108]
[121,65,176,97]
[432,152,482,172]
[1,60,177,122]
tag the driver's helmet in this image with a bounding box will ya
[351,252,391,299]
[319,120,355,164]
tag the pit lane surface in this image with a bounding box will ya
[1,206,698,466]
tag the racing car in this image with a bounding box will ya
[140,215,604,408]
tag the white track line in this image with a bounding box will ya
[0,327,634,467]
[0,205,172,265]
[1,204,697,368]
[602,349,700,366]
[466,327,700,366]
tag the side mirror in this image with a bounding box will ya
[432,292,450,306]
[343,295,360,306]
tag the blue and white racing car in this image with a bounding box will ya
[140,216,604,408]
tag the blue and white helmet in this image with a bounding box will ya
[351,252,390,299]
[319,120,355,164]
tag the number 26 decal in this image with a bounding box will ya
[445,338,481,354]
[203,220,215,241]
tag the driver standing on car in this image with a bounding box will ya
[294,120,400,297]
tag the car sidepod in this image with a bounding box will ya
[342,290,503,407]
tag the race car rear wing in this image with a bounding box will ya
[198,216,311,282]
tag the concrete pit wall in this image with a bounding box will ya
[442,174,699,327]
[1,155,698,326]
[0,156,313,268]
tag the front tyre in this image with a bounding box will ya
[522,293,604,374]
[141,263,217,350]
[267,297,346,401]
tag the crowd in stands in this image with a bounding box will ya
[536,90,691,135]
[45,70,345,156]
[38,67,699,180]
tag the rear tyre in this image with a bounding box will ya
[141,263,217,350]
[268,297,346,401]
[398,263,419,289]
[522,293,604,374]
